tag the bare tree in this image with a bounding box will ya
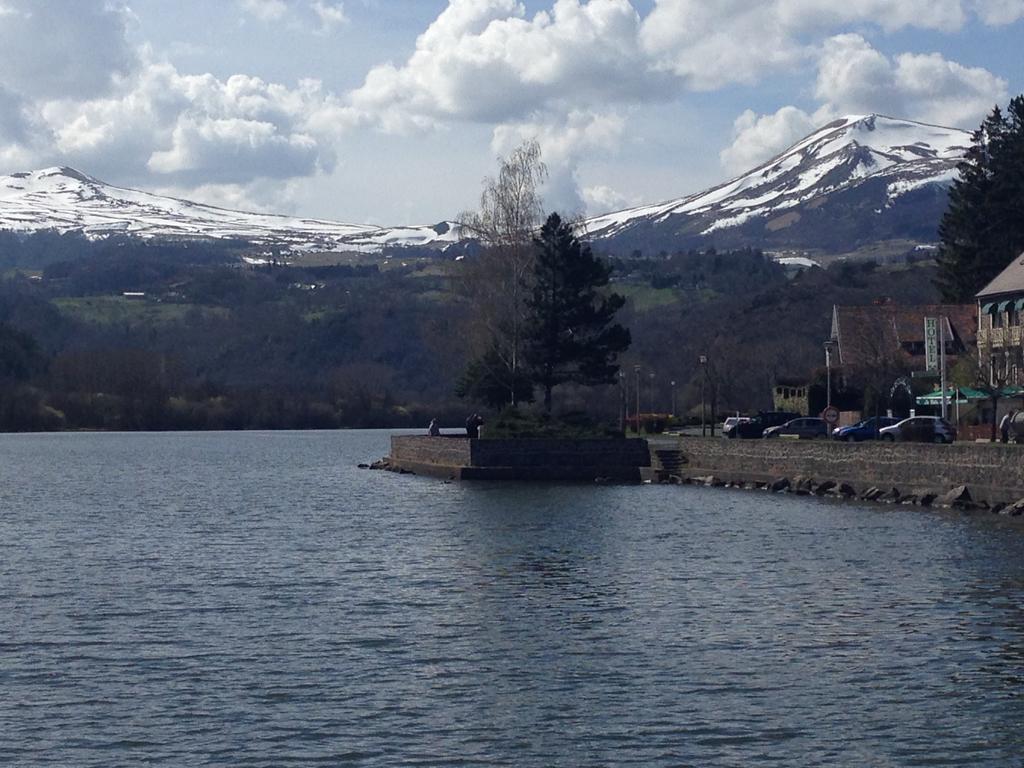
[952,346,1009,442]
[456,140,547,406]
[840,312,912,418]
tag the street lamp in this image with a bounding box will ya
[634,364,641,434]
[824,340,836,409]
[670,380,677,419]
[699,355,708,437]
[619,370,626,434]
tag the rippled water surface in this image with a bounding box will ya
[3,430,1024,766]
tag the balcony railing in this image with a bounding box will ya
[980,327,1011,347]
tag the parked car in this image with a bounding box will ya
[832,416,900,442]
[722,416,751,433]
[724,411,799,439]
[878,416,957,443]
[763,417,829,439]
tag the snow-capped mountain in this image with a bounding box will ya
[584,114,971,254]
[0,115,970,258]
[0,167,462,254]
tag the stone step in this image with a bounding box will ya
[653,449,687,473]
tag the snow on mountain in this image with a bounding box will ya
[583,115,971,254]
[0,115,971,258]
[0,167,462,253]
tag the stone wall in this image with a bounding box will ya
[470,438,650,469]
[389,436,649,481]
[391,436,472,471]
[673,437,1024,504]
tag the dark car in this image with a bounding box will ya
[878,416,957,443]
[832,416,900,442]
[763,417,828,439]
[724,411,800,439]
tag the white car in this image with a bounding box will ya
[722,416,750,433]
[878,416,957,444]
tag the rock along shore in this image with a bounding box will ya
[650,436,1024,519]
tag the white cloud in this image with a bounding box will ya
[312,1,348,32]
[491,110,627,215]
[148,117,321,182]
[491,110,626,164]
[637,0,980,90]
[815,34,1008,126]
[39,62,350,188]
[0,86,30,144]
[721,34,1008,172]
[774,0,967,32]
[348,0,1016,141]
[349,0,663,128]
[972,0,1024,24]
[154,178,306,215]
[239,0,288,21]
[640,1,801,90]
[0,0,136,99]
[583,184,636,214]
[239,0,353,32]
[0,85,41,168]
[720,106,834,175]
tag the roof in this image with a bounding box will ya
[977,251,1024,299]
[831,303,977,368]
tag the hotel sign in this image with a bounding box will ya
[924,317,939,372]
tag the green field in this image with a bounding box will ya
[616,283,681,312]
[53,296,230,326]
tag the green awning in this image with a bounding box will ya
[917,385,1024,406]
[998,300,1011,312]
[916,388,974,405]
[1014,298,1024,312]
[982,302,995,313]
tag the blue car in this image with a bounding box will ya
[832,416,900,442]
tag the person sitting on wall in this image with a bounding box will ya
[428,418,440,437]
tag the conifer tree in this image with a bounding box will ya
[454,343,535,409]
[523,213,631,414]
[937,96,1024,301]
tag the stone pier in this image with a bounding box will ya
[388,436,651,482]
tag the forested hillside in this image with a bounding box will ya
[0,232,940,431]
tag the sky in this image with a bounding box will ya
[0,0,1021,225]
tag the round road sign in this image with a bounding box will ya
[822,406,840,425]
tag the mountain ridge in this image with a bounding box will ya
[582,114,970,255]
[0,114,970,258]
[0,166,463,254]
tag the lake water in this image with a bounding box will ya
[3,430,1024,766]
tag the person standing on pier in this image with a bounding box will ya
[466,413,484,438]
[1001,411,1013,443]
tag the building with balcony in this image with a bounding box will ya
[976,251,1024,385]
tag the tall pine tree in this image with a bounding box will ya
[937,96,1024,301]
[523,213,631,414]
